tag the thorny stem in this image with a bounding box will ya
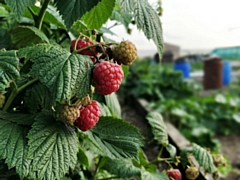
[35,0,51,30]
[2,78,39,112]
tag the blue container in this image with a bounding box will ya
[222,60,232,85]
[174,61,191,78]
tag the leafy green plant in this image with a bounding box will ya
[120,59,201,101]
[0,0,171,179]
[0,0,229,179]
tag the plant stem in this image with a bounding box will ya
[35,0,51,30]
[74,44,98,54]
[2,78,39,112]
[157,145,164,159]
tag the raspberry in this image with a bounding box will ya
[185,167,199,180]
[212,154,226,166]
[70,39,97,62]
[92,61,124,95]
[167,169,182,180]
[58,104,80,124]
[74,100,101,131]
[112,40,137,66]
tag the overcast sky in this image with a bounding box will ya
[107,0,240,56]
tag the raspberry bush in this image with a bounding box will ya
[0,0,220,180]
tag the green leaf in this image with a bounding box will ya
[10,26,49,48]
[0,50,19,91]
[99,102,112,117]
[120,0,163,57]
[77,147,89,168]
[0,119,31,179]
[0,27,11,49]
[0,4,9,17]
[28,44,93,103]
[111,9,133,30]
[141,170,169,180]
[104,92,121,118]
[27,112,78,180]
[5,0,35,21]
[87,116,143,160]
[191,143,215,173]
[146,112,168,145]
[0,111,35,125]
[215,94,227,104]
[23,5,66,30]
[72,20,89,36]
[82,0,116,30]
[165,144,177,161]
[54,0,101,29]
[23,82,52,113]
[103,158,141,178]
[180,148,189,168]
[233,113,240,123]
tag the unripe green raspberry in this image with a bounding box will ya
[185,166,199,180]
[58,104,80,124]
[112,40,137,66]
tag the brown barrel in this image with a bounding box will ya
[203,57,223,90]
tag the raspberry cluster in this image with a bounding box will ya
[70,37,137,96]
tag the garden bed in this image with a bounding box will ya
[120,96,215,180]
[120,95,240,180]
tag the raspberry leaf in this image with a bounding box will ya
[23,5,66,30]
[104,93,122,118]
[141,170,169,180]
[146,112,169,145]
[23,82,52,113]
[28,44,93,103]
[111,8,133,30]
[98,102,112,117]
[191,143,215,173]
[0,111,36,125]
[82,0,116,30]
[77,147,89,168]
[0,118,31,179]
[10,26,49,49]
[5,0,36,21]
[85,116,143,160]
[165,144,177,161]
[0,50,19,91]
[120,0,163,57]
[27,112,78,180]
[102,158,141,178]
[54,0,101,29]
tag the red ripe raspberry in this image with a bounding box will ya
[70,39,97,62]
[92,61,124,95]
[74,100,101,131]
[167,169,182,180]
